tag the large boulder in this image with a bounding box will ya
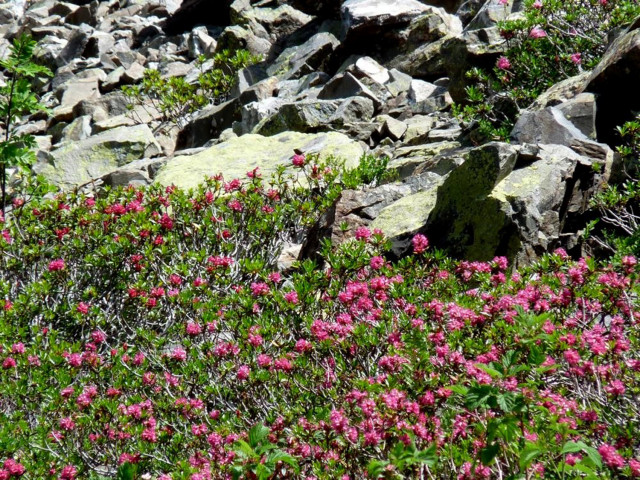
[154,131,364,190]
[585,23,640,145]
[424,143,603,264]
[253,97,375,136]
[341,0,429,38]
[35,125,161,188]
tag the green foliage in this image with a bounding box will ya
[341,154,394,189]
[588,114,640,260]
[122,49,261,130]
[0,34,52,214]
[367,441,437,479]
[454,0,640,142]
[231,424,299,479]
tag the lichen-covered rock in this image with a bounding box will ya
[154,131,364,190]
[35,125,161,188]
[426,142,518,260]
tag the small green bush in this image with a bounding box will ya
[0,34,52,215]
[122,49,260,131]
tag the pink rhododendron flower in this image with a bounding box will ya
[496,56,511,70]
[412,233,429,254]
[529,26,547,38]
[354,226,371,241]
[570,52,582,64]
[48,259,66,271]
[598,444,626,468]
[292,154,305,167]
[237,365,250,380]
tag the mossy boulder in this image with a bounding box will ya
[154,131,364,190]
[35,124,161,188]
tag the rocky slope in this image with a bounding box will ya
[1,0,639,265]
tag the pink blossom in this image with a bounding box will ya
[496,56,511,70]
[48,259,66,272]
[3,459,25,476]
[90,330,106,343]
[529,26,547,38]
[605,379,626,396]
[532,0,542,7]
[598,444,626,469]
[354,226,371,241]
[76,302,89,314]
[59,465,77,479]
[370,256,385,269]
[412,233,429,253]
[171,347,187,361]
[284,291,299,304]
[237,365,250,380]
[186,322,202,336]
[292,154,305,167]
[59,417,75,431]
[570,52,582,65]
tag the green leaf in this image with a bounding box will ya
[116,463,137,480]
[367,460,389,479]
[414,444,437,466]
[248,423,270,448]
[480,442,501,465]
[519,443,542,469]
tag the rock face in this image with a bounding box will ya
[585,23,640,145]
[154,131,364,190]
[35,125,161,188]
[3,0,631,265]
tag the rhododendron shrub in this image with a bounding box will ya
[1,160,640,478]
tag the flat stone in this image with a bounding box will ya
[155,131,364,190]
[35,124,162,188]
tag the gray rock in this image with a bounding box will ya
[238,76,279,105]
[466,0,520,30]
[215,24,272,57]
[341,0,429,37]
[177,98,242,149]
[237,97,287,135]
[155,131,364,190]
[385,68,413,96]
[254,99,340,135]
[237,4,314,43]
[317,72,381,107]
[35,124,162,188]
[267,32,340,80]
[188,27,215,59]
[121,62,146,84]
[530,72,590,110]
[100,66,126,92]
[56,25,93,67]
[556,93,596,140]
[426,142,519,259]
[53,76,101,122]
[59,115,92,143]
[585,24,640,144]
[511,107,590,146]
[403,115,437,145]
[102,168,152,187]
[347,56,390,84]
[377,115,407,140]
[330,96,376,126]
